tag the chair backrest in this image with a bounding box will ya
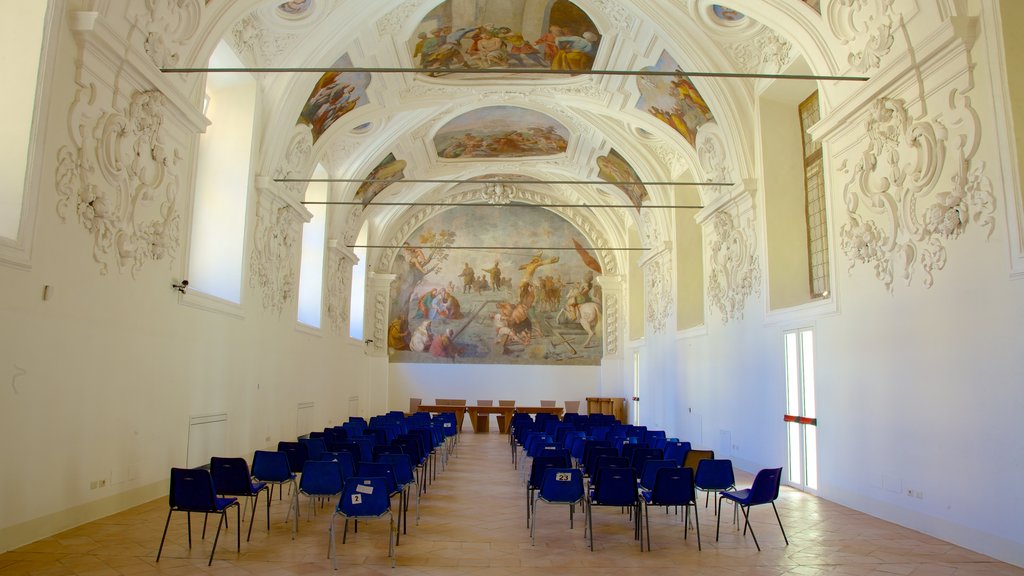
[650,466,696,507]
[638,459,676,491]
[321,450,355,481]
[476,399,493,406]
[498,399,515,407]
[663,441,691,466]
[210,456,259,497]
[620,442,650,461]
[337,477,391,518]
[694,458,736,491]
[251,450,293,482]
[682,449,714,472]
[357,461,398,495]
[564,400,581,413]
[592,456,630,483]
[299,460,344,496]
[169,467,219,512]
[538,467,584,503]
[377,453,415,487]
[277,441,309,474]
[583,446,618,478]
[748,467,784,505]
[435,398,466,406]
[539,400,556,407]
[591,467,637,506]
[409,397,422,413]
[299,437,326,461]
[630,447,664,476]
[529,454,570,489]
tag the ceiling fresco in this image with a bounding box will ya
[355,153,407,206]
[297,54,370,143]
[636,50,716,147]
[433,106,570,159]
[278,0,312,15]
[596,148,648,212]
[388,206,603,365]
[409,0,601,73]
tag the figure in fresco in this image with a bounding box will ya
[429,328,462,359]
[388,317,410,350]
[416,288,438,318]
[551,30,598,71]
[483,260,502,289]
[409,320,433,352]
[534,25,562,64]
[467,28,509,68]
[459,262,476,293]
[430,288,463,320]
[403,242,433,275]
[506,32,546,66]
[518,253,560,299]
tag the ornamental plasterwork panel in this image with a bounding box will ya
[55,89,181,276]
[372,291,388,354]
[643,252,673,334]
[696,123,734,197]
[603,292,620,355]
[827,0,897,72]
[729,29,794,73]
[377,0,427,36]
[706,210,761,322]
[838,95,995,292]
[249,198,302,315]
[273,128,314,197]
[228,12,300,68]
[130,0,204,69]
[652,144,689,178]
[591,0,639,33]
[325,247,355,335]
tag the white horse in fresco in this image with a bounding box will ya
[556,285,601,348]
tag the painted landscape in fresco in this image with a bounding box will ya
[355,153,407,205]
[388,206,603,365]
[596,148,648,211]
[297,54,370,143]
[409,0,601,74]
[636,51,715,146]
[434,106,569,159]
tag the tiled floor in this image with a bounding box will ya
[2,431,1022,575]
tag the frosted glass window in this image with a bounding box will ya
[784,328,818,491]
[0,1,47,240]
[799,92,830,298]
[297,166,328,327]
[188,41,255,302]
[349,225,367,340]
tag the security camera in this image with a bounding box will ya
[172,280,189,294]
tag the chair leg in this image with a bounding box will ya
[246,493,258,541]
[643,502,650,551]
[587,501,594,551]
[693,502,701,551]
[715,496,723,541]
[207,512,224,566]
[186,511,192,548]
[342,518,349,544]
[772,502,789,545]
[329,516,337,569]
[741,505,760,551]
[156,509,173,562]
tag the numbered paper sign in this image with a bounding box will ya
[555,472,572,482]
[356,484,375,495]
[351,493,362,504]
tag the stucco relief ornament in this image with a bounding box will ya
[828,0,896,72]
[249,205,298,314]
[134,0,203,69]
[644,255,673,334]
[603,292,619,355]
[706,212,760,322]
[838,95,994,291]
[56,90,181,276]
[325,251,352,335]
[730,29,793,73]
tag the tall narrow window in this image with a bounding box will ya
[799,92,830,298]
[0,2,48,249]
[348,224,367,340]
[297,165,328,327]
[784,328,818,491]
[188,41,255,302]
[632,350,641,425]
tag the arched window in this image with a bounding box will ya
[187,41,255,304]
[297,165,328,327]
[0,2,51,267]
[348,224,368,340]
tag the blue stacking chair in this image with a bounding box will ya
[298,460,344,520]
[695,458,736,512]
[641,466,700,551]
[583,446,619,479]
[530,467,584,545]
[637,459,677,492]
[629,447,664,479]
[330,477,395,569]
[716,467,787,551]
[156,467,239,566]
[321,450,355,483]
[210,456,269,542]
[378,453,420,535]
[277,441,309,477]
[251,450,299,537]
[586,466,641,551]
[526,453,571,528]
[664,441,691,466]
[299,437,326,461]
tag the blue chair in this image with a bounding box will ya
[641,466,700,551]
[716,467,787,551]
[378,453,420,532]
[330,477,396,569]
[586,466,641,551]
[298,460,344,520]
[321,451,355,483]
[695,458,736,511]
[663,441,691,466]
[156,467,239,566]
[251,450,298,537]
[210,456,269,541]
[530,467,584,545]
[299,437,326,461]
[629,447,664,478]
[277,441,309,476]
[526,453,571,528]
[637,459,677,492]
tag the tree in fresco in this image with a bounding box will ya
[390,228,457,331]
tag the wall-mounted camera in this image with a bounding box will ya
[172,280,189,294]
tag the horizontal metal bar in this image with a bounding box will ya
[161,66,869,82]
[304,201,703,209]
[350,244,648,251]
[279,177,729,187]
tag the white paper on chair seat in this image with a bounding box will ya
[356,484,374,495]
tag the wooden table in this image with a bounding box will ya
[416,404,468,431]
[515,406,565,417]
[466,406,516,433]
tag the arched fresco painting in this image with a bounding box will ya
[410,0,600,74]
[278,0,312,16]
[388,206,603,365]
[355,153,407,206]
[636,51,715,146]
[297,54,370,143]
[434,106,569,159]
[596,148,648,212]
